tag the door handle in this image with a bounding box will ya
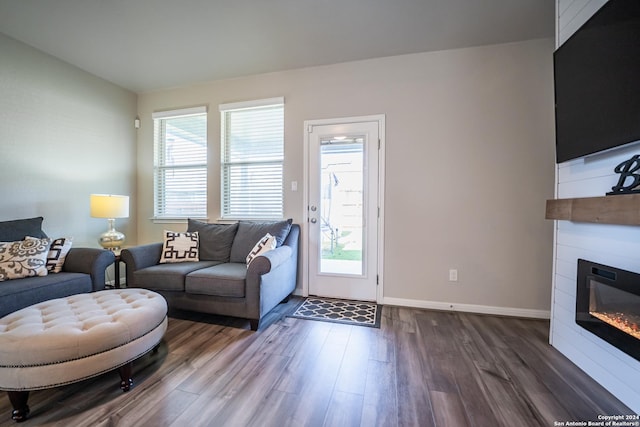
[310,218,317,224]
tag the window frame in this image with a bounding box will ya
[152,106,208,221]
[219,97,285,221]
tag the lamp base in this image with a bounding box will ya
[99,219,125,251]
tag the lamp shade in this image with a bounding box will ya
[90,194,129,219]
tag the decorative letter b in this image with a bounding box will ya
[608,154,640,195]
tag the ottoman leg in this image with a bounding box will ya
[118,362,133,392]
[7,391,30,422]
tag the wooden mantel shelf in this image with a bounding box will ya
[545,194,640,225]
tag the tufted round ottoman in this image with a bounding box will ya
[0,289,167,422]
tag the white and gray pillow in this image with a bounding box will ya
[159,231,199,263]
[46,237,73,273]
[0,238,51,281]
[230,219,292,263]
[246,233,277,266]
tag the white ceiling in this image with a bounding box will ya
[0,0,555,94]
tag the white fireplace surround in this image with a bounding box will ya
[552,0,640,412]
[551,153,640,412]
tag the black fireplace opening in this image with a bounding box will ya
[576,259,640,362]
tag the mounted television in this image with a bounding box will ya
[554,0,640,163]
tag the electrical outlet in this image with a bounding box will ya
[449,269,458,282]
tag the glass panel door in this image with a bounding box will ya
[319,137,364,276]
[307,119,380,302]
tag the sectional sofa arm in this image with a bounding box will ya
[245,243,298,322]
[121,243,163,288]
[63,248,115,290]
[121,243,163,271]
[247,245,293,275]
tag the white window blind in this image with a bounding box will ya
[220,98,284,220]
[153,106,207,219]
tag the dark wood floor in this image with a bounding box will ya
[0,298,632,426]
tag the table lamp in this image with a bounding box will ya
[90,194,129,251]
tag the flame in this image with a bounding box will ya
[590,311,640,340]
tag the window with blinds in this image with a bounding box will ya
[220,98,284,220]
[152,106,207,219]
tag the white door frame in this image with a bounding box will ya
[302,114,385,303]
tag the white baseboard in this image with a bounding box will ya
[382,297,551,320]
[292,290,550,319]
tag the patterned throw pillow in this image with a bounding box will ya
[246,233,277,267]
[159,231,199,263]
[46,237,73,273]
[229,219,292,263]
[0,238,51,281]
[27,236,73,273]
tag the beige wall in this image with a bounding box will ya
[0,33,137,248]
[138,38,556,313]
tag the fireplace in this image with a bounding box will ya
[576,259,640,361]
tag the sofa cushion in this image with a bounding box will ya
[185,263,247,298]
[159,231,199,263]
[0,217,48,241]
[229,219,292,263]
[0,238,51,282]
[0,272,92,318]
[187,219,238,262]
[133,261,219,292]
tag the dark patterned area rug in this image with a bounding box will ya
[289,297,381,328]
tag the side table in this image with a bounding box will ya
[114,253,122,288]
[109,250,125,289]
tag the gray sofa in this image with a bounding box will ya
[0,217,115,318]
[121,219,299,330]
